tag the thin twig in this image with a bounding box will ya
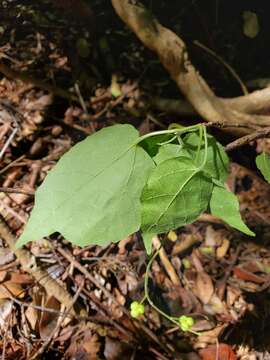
[2,291,74,318]
[225,126,270,151]
[74,82,95,133]
[0,127,18,160]
[0,217,75,313]
[29,280,84,360]
[152,236,180,286]
[0,155,25,175]
[204,121,259,130]
[0,62,79,103]
[57,247,173,354]
[0,187,34,196]
[194,40,248,95]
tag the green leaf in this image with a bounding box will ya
[153,144,191,165]
[141,157,213,234]
[140,134,171,157]
[17,125,154,247]
[210,185,255,236]
[184,133,229,182]
[142,232,155,255]
[256,152,270,183]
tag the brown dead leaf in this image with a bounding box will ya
[0,271,7,282]
[242,260,264,273]
[199,343,237,360]
[195,325,226,348]
[104,337,132,360]
[233,267,265,284]
[172,234,200,255]
[0,299,12,328]
[57,326,74,342]
[25,304,38,331]
[194,271,214,304]
[82,333,101,359]
[9,272,32,284]
[0,247,14,265]
[204,294,228,316]
[39,296,60,339]
[0,281,25,299]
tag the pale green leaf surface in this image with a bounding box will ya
[141,157,213,234]
[142,232,155,255]
[17,124,154,247]
[256,152,270,183]
[153,144,191,165]
[184,133,229,182]
[210,185,255,236]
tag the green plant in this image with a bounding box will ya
[17,123,255,252]
[17,122,263,333]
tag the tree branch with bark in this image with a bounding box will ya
[111,0,270,134]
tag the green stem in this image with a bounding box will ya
[195,125,203,165]
[144,247,179,326]
[157,135,177,146]
[136,124,201,145]
[144,246,201,335]
[199,125,208,170]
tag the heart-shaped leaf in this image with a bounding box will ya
[184,133,229,182]
[141,157,213,234]
[17,125,154,247]
[256,152,270,183]
[153,143,192,165]
[210,185,255,236]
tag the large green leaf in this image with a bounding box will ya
[209,185,255,236]
[256,152,270,183]
[184,133,229,182]
[17,124,154,247]
[153,144,192,165]
[141,157,213,234]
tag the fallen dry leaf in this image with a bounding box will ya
[82,333,101,359]
[39,296,61,339]
[199,343,237,360]
[0,281,25,299]
[0,299,12,328]
[194,271,214,305]
[25,304,38,331]
[9,272,33,284]
[0,247,14,265]
[233,267,265,284]
[195,325,226,348]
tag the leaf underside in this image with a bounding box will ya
[256,152,270,183]
[17,124,154,247]
[141,157,213,234]
[210,185,255,236]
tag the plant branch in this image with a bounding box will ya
[0,187,34,196]
[225,126,270,151]
[0,217,75,314]
[111,0,270,132]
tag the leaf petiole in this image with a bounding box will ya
[135,124,201,146]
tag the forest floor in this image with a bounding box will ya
[1,1,270,359]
